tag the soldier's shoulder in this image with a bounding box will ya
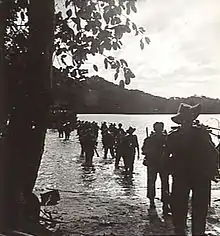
[192,124,210,135]
[168,127,180,136]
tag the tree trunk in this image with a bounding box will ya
[3,0,55,229]
[0,0,13,229]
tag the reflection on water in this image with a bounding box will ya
[35,114,220,233]
[36,114,220,199]
[114,172,135,196]
[35,130,147,201]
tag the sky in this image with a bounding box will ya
[56,0,220,99]
[85,0,220,99]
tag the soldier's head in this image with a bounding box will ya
[153,122,164,133]
[118,123,122,128]
[126,126,136,135]
[171,103,201,126]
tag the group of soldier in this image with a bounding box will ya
[57,121,72,140]
[76,120,140,173]
[56,103,220,235]
[76,121,99,167]
[142,103,219,235]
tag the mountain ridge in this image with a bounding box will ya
[52,69,220,114]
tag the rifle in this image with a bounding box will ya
[142,127,149,166]
[94,147,99,157]
[146,127,149,138]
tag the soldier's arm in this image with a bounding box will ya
[141,138,147,154]
[160,132,175,173]
[135,135,140,159]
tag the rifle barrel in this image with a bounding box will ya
[94,147,99,157]
[208,126,220,131]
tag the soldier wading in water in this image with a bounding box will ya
[164,103,219,235]
[115,123,126,168]
[121,127,140,174]
[142,122,171,216]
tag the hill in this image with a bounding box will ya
[51,69,220,114]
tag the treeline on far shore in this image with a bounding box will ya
[51,67,220,114]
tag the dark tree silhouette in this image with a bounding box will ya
[0,0,148,231]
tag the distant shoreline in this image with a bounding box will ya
[77,112,220,115]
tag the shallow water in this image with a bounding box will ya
[35,114,220,200]
[35,114,220,235]
[35,129,148,201]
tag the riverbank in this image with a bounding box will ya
[51,188,174,236]
[39,180,220,236]
[43,179,220,236]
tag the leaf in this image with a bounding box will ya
[130,72,135,78]
[103,11,110,24]
[56,48,64,56]
[114,72,119,80]
[112,17,121,25]
[113,42,118,50]
[132,23,137,31]
[93,64,98,72]
[104,58,108,69]
[66,9,72,18]
[108,56,114,60]
[145,37,151,44]
[126,2,131,15]
[111,62,117,69]
[125,76,131,85]
[116,42,121,49]
[65,0,71,8]
[125,25,131,33]
[116,60,120,68]
[127,68,135,78]
[70,70,77,77]
[61,55,67,65]
[120,59,128,67]
[126,18,130,26]
[130,1,137,13]
[104,40,112,50]
[92,27,98,35]
[20,11,25,21]
[71,17,79,24]
[140,39,144,50]
[139,27,146,33]
[94,12,102,19]
[115,6,122,15]
[94,19,102,28]
[85,24,91,31]
[115,26,123,39]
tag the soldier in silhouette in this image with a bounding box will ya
[63,121,71,140]
[81,122,98,167]
[165,103,219,235]
[76,121,86,157]
[115,123,126,168]
[101,121,108,134]
[57,120,64,138]
[142,122,171,215]
[102,129,115,159]
[121,127,140,174]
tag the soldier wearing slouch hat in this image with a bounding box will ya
[164,103,219,235]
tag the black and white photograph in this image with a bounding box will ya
[0,0,220,235]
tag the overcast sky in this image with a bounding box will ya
[85,0,220,99]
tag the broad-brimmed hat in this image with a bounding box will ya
[171,103,201,124]
[126,126,136,134]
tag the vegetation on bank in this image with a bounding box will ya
[52,69,220,114]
